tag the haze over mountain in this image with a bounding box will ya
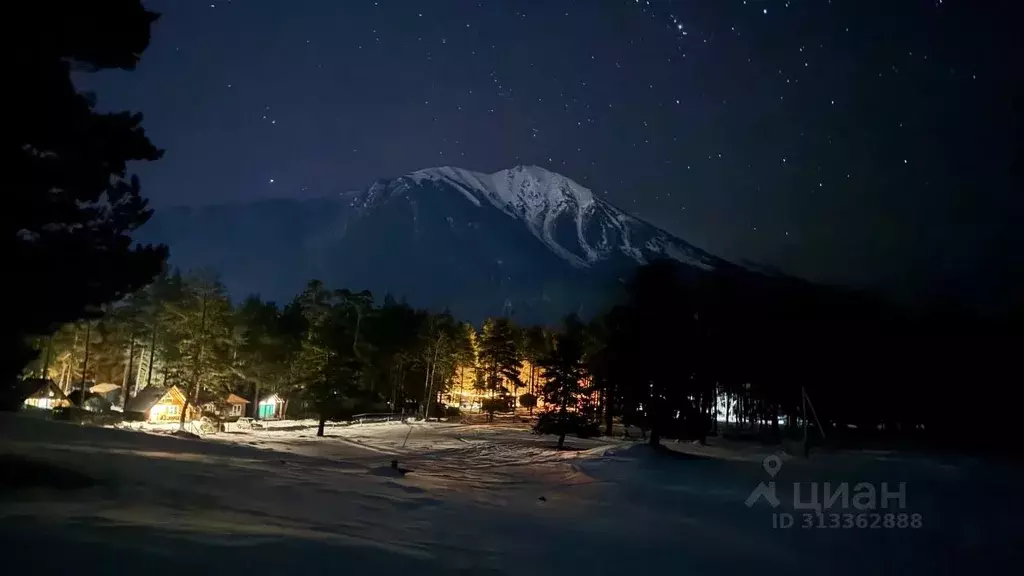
[139,166,735,323]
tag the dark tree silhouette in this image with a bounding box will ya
[8,0,167,389]
[535,315,588,448]
[478,317,523,400]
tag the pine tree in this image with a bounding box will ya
[8,0,168,390]
[234,296,298,419]
[161,273,234,427]
[479,317,523,400]
[535,315,588,448]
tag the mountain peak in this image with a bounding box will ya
[406,164,595,217]
[399,164,715,271]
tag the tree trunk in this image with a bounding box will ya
[422,334,443,420]
[421,361,432,419]
[711,384,719,435]
[512,379,519,421]
[181,293,208,429]
[698,388,709,445]
[253,381,261,420]
[801,386,809,457]
[604,381,614,436]
[317,415,326,437]
[648,428,660,447]
[40,335,53,381]
[121,332,136,410]
[144,320,158,393]
[725,393,732,428]
[78,322,91,407]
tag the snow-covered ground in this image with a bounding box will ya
[1,414,1019,575]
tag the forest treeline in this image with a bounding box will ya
[19,259,1017,449]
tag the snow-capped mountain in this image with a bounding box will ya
[401,166,716,271]
[139,166,729,323]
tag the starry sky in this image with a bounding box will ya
[81,0,1020,310]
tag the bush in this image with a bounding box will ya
[481,397,511,414]
[518,393,537,410]
[481,397,511,422]
[533,411,601,438]
[445,406,461,418]
[576,419,602,438]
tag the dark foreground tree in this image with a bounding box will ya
[7,1,167,391]
[535,315,589,448]
[518,392,538,416]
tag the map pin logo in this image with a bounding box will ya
[763,455,782,478]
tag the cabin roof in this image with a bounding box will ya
[260,393,284,404]
[25,379,67,401]
[90,383,121,394]
[126,386,185,412]
[225,393,250,405]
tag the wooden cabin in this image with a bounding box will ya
[257,393,286,420]
[200,393,251,420]
[126,386,197,423]
[22,379,70,411]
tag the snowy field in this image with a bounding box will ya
[1,414,1020,575]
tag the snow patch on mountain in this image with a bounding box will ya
[405,165,715,272]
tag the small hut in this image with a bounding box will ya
[257,393,286,420]
[126,386,197,423]
[22,379,70,411]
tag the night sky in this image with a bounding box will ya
[80,0,1020,309]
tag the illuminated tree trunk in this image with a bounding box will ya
[40,335,53,381]
[180,292,207,429]
[78,322,91,407]
[144,320,158,392]
[120,331,136,410]
[724,392,731,427]
[422,333,442,420]
[604,381,614,436]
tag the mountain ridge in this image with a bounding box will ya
[137,165,734,323]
